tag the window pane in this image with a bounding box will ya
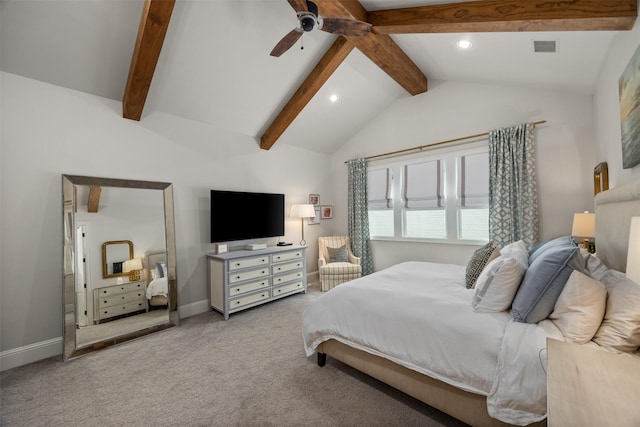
[369,210,394,237]
[404,210,446,238]
[459,208,489,240]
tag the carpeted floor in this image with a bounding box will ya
[0,283,469,427]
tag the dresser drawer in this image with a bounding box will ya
[229,289,271,311]
[273,280,304,297]
[229,266,270,284]
[273,270,304,286]
[272,250,303,263]
[97,281,144,297]
[229,278,270,297]
[99,300,146,319]
[98,290,145,308]
[228,255,270,271]
[272,260,303,275]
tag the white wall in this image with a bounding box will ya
[330,80,597,271]
[594,18,640,186]
[0,72,335,365]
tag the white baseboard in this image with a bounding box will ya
[178,298,210,318]
[0,337,62,372]
[1,299,211,372]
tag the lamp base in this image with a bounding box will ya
[128,270,140,282]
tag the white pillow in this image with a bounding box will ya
[499,240,529,268]
[549,270,606,344]
[593,270,640,352]
[472,255,526,313]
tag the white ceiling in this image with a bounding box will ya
[0,0,626,154]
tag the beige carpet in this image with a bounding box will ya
[1,283,469,427]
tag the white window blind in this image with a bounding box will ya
[458,152,489,207]
[368,168,392,209]
[404,160,443,209]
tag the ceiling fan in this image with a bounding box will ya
[270,0,371,57]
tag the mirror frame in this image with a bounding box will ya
[102,240,134,278]
[62,175,179,361]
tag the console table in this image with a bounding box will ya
[207,246,307,320]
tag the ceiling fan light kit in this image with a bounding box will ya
[270,0,371,57]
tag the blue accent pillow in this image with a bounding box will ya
[156,262,165,278]
[513,244,579,324]
[528,236,575,265]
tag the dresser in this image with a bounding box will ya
[93,281,147,323]
[207,246,307,320]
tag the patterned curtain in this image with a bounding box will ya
[489,123,539,249]
[347,158,373,275]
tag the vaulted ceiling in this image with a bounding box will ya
[1,0,637,154]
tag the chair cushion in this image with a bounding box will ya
[326,245,348,263]
[320,262,362,275]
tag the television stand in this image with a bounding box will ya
[207,246,307,320]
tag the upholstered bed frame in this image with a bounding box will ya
[315,179,640,427]
[144,250,168,307]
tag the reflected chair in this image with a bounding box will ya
[318,236,362,291]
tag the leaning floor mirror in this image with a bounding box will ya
[62,175,179,361]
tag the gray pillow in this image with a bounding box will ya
[513,244,581,323]
[327,245,348,263]
[528,236,575,264]
[465,241,497,289]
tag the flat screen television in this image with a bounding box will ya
[210,190,285,243]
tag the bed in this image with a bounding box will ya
[302,180,640,427]
[144,250,169,309]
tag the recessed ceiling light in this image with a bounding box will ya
[329,94,339,103]
[456,40,472,49]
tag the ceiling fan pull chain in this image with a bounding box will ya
[301,34,304,50]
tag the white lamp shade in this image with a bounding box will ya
[626,217,640,284]
[123,258,143,272]
[572,212,595,238]
[289,204,316,218]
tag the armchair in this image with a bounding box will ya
[318,236,362,291]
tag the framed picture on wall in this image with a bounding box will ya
[309,194,320,205]
[308,207,321,225]
[619,42,640,169]
[321,205,333,219]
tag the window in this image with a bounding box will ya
[368,148,489,243]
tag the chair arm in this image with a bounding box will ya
[318,258,327,269]
[348,254,361,265]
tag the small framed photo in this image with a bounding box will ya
[321,205,333,219]
[309,194,320,206]
[308,207,321,225]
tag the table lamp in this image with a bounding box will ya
[289,204,316,246]
[123,258,143,282]
[572,211,595,250]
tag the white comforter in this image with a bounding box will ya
[146,277,168,299]
[302,261,564,425]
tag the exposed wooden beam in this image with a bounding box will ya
[122,0,175,121]
[316,0,428,95]
[350,33,428,96]
[88,186,102,213]
[368,0,638,34]
[260,37,355,150]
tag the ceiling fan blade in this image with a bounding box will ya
[287,0,308,13]
[270,28,303,57]
[321,18,371,36]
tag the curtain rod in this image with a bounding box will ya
[345,120,546,164]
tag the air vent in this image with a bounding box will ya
[534,40,557,53]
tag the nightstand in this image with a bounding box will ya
[547,338,640,427]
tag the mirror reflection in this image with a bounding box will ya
[63,175,178,361]
[102,240,134,278]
